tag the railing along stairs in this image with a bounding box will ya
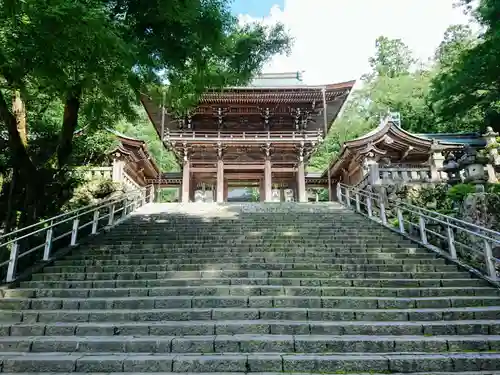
[337,183,500,284]
[0,186,153,284]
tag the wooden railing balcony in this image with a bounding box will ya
[163,130,322,143]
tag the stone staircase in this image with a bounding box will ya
[1,202,500,374]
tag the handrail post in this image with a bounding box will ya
[6,241,19,282]
[419,215,428,244]
[345,189,351,207]
[70,218,79,246]
[108,204,115,226]
[121,199,128,219]
[355,193,361,212]
[366,196,373,217]
[379,195,387,226]
[447,224,457,259]
[91,209,99,235]
[336,184,341,203]
[397,207,405,234]
[483,239,498,280]
[43,224,53,261]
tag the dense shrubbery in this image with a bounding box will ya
[62,179,121,211]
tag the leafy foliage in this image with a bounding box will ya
[366,36,415,80]
[430,0,500,131]
[310,2,488,172]
[0,0,291,230]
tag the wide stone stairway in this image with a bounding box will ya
[1,202,500,374]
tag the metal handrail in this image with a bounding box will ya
[0,185,154,283]
[337,183,500,283]
[0,187,144,242]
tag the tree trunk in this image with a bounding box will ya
[0,89,43,229]
[0,89,35,174]
[4,169,17,232]
[12,90,27,146]
[57,86,82,168]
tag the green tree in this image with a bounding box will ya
[366,36,415,80]
[0,0,291,228]
[434,24,476,68]
[430,0,500,131]
[309,29,479,172]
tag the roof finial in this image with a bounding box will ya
[388,110,401,127]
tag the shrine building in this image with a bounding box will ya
[84,74,498,201]
[141,72,355,202]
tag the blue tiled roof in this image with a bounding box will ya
[249,72,305,87]
[415,133,486,147]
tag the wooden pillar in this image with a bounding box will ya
[189,178,196,202]
[259,180,265,202]
[288,181,297,202]
[327,168,333,201]
[216,159,224,203]
[147,185,155,203]
[182,160,190,203]
[280,187,285,202]
[177,187,182,202]
[223,180,229,202]
[264,158,272,202]
[112,154,125,183]
[331,182,339,201]
[297,160,307,202]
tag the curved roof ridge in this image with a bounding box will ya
[344,117,388,145]
[105,127,144,143]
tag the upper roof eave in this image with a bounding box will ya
[321,118,472,178]
[207,80,356,92]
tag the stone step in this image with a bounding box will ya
[90,241,414,247]
[3,306,500,323]
[81,248,419,255]
[5,202,500,374]
[118,223,383,227]
[116,222,383,227]
[41,263,460,273]
[2,334,500,354]
[4,295,499,311]
[30,270,472,282]
[91,232,411,237]
[72,244,430,250]
[63,253,440,260]
[2,372,500,375]
[7,286,497,299]
[103,232,406,237]
[1,352,500,372]
[53,257,449,266]
[62,255,444,263]
[21,277,489,289]
[95,234,410,239]
[73,249,432,256]
[4,319,500,337]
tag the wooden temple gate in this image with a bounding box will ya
[141,72,355,202]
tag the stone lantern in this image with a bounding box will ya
[441,152,461,186]
[483,126,500,165]
[458,146,489,191]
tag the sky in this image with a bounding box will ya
[232,0,475,85]
[231,0,284,17]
